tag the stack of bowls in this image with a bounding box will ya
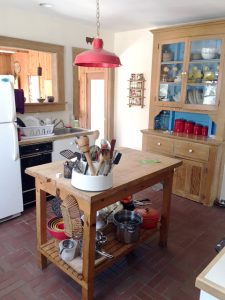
[47,217,68,240]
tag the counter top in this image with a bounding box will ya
[195,247,225,299]
[19,129,94,146]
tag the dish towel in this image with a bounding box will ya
[14,89,25,114]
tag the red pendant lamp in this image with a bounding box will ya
[73,0,121,68]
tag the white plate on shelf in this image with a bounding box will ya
[23,116,40,127]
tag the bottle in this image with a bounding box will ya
[72,119,79,128]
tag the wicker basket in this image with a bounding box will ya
[60,195,83,239]
[20,124,54,137]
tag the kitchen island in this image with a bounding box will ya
[25,147,182,300]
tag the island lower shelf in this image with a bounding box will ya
[39,225,159,285]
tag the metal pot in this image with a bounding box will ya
[113,210,143,244]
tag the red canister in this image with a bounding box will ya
[193,124,203,136]
[202,126,208,137]
[184,121,195,134]
[174,119,186,133]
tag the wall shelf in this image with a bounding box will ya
[128,73,145,108]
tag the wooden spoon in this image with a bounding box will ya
[92,130,100,144]
[96,149,110,176]
[77,136,96,176]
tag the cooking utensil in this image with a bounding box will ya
[60,149,81,160]
[95,231,113,259]
[110,139,116,159]
[92,130,100,144]
[95,248,113,259]
[51,189,62,217]
[96,149,110,175]
[133,198,152,207]
[77,136,96,176]
[89,145,101,161]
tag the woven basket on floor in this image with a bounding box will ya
[60,194,83,239]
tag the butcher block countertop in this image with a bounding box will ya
[195,247,225,299]
[25,147,182,208]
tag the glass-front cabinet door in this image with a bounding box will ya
[185,38,222,109]
[156,37,223,111]
[158,41,185,106]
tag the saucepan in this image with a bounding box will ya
[113,210,143,244]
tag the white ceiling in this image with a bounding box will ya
[2,0,225,32]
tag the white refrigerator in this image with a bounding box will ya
[0,75,23,221]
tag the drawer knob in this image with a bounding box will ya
[188,149,193,153]
[157,142,161,146]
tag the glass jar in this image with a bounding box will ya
[161,111,170,131]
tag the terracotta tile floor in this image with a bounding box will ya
[0,187,224,300]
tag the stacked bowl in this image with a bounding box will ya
[47,217,68,240]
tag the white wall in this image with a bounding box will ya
[114,29,153,149]
[0,7,154,149]
[0,6,114,123]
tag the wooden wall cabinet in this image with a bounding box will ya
[142,20,225,206]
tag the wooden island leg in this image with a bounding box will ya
[82,211,97,300]
[159,171,174,247]
[36,179,47,269]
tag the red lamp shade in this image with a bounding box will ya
[73,38,121,68]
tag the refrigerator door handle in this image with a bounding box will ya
[12,123,19,161]
[10,81,17,122]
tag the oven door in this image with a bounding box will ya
[20,152,52,207]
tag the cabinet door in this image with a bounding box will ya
[156,40,186,107]
[52,138,79,161]
[173,158,206,203]
[184,37,223,111]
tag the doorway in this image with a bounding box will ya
[72,48,114,141]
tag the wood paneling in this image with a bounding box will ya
[0,35,65,113]
[0,53,11,74]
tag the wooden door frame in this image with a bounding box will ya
[72,47,115,140]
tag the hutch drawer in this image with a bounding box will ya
[145,135,174,156]
[174,140,209,162]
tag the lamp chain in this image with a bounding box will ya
[96,0,100,37]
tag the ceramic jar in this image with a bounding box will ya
[193,124,203,135]
[184,121,195,134]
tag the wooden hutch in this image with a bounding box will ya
[142,19,225,206]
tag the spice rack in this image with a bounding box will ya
[128,73,145,108]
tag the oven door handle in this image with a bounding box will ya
[20,151,52,159]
